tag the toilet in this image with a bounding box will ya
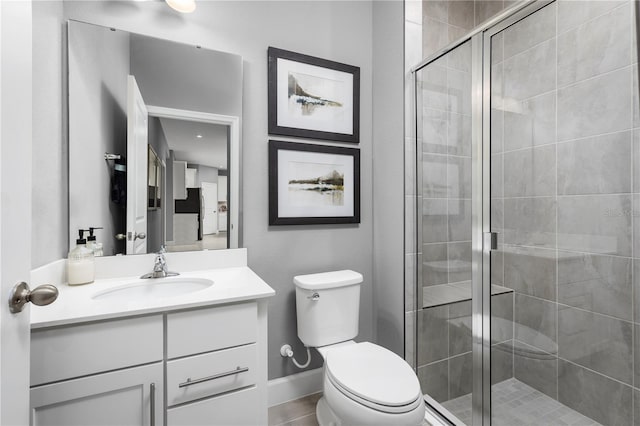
[294,270,425,426]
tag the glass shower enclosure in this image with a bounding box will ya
[414,1,639,424]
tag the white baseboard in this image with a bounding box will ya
[268,368,323,407]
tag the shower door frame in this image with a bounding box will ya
[412,1,554,425]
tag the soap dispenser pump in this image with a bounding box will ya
[87,227,104,257]
[67,229,95,285]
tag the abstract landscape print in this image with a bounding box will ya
[269,140,360,225]
[287,160,345,207]
[268,47,360,143]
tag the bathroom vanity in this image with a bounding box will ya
[29,249,274,426]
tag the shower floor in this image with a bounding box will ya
[440,378,601,426]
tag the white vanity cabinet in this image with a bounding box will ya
[29,301,266,426]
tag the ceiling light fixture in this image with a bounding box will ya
[196,134,203,139]
[165,0,196,13]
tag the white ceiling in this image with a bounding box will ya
[158,117,228,169]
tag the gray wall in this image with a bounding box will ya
[32,1,67,267]
[31,0,397,381]
[372,0,405,356]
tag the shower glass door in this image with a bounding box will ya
[415,38,475,421]
[487,1,637,425]
[416,0,639,424]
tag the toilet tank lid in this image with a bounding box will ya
[294,270,363,290]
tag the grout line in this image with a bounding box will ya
[555,1,560,402]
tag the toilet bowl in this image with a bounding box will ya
[316,341,425,426]
[293,270,425,426]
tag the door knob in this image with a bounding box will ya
[9,282,58,314]
[115,233,126,240]
[127,232,146,241]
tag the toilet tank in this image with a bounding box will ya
[294,270,363,347]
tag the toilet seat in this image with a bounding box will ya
[324,342,423,414]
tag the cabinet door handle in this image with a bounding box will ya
[178,366,249,388]
[150,382,156,426]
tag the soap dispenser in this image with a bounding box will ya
[87,227,104,257]
[67,229,95,285]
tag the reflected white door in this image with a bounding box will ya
[1,1,34,423]
[201,182,218,235]
[126,75,148,254]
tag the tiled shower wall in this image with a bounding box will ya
[406,0,640,425]
[490,2,640,424]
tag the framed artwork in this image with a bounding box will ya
[268,47,360,143]
[269,140,360,225]
[147,145,162,210]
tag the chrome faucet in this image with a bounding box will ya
[141,246,180,279]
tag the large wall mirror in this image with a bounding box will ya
[68,20,242,256]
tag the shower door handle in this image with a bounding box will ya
[484,232,498,251]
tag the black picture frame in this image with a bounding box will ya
[269,140,360,225]
[268,47,360,143]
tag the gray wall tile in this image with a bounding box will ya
[557,0,626,34]
[558,252,632,321]
[475,0,505,27]
[418,359,449,402]
[514,340,558,399]
[558,305,632,384]
[420,60,448,111]
[448,1,474,30]
[557,131,632,195]
[422,198,448,243]
[504,92,556,151]
[449,352,472,399]
[447,156,472,199]
[448,241,472,283]
[503,38,556,101]
[557,194,632,257]
[633,130,640,193]
[492,342,514,384]
[405,254,416,312]
[423,243,448,286]
[449,300,471,356]
[558,359,632,426]
[447,69,471,115]
[557,3,630,88]
[557,67,631,142]
[504,246,557,301]
[634,324,640,389]
[503,2,556,60]
[446,39,471,73]
[448,199,471,242]
[447,112,472,156]
[491,249,504,285]
[423,0,448,23]
[422,108,448,154]
[492,292,514,343]
[491,108,504,154]
[504,144,556,197]
[418,305,449,365]
[422,153,448,198]
[423,17,450,57]
[504,197,556,248]
[515,294,557,354]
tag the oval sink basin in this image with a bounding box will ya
[92,277,213,301]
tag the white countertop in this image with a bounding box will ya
[31,265,275,330]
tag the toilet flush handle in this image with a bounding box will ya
[307,292,320,301]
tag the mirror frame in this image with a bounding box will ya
[147,105,240,249]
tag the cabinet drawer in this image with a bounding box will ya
[167,386,258,426]
[167,343,256,406]
[31,315,163,386]
[166,302,256,359]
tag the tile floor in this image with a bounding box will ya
[268,393,321,426]
[441,378,601,426]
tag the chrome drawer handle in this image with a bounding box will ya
[178,366,249,388]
